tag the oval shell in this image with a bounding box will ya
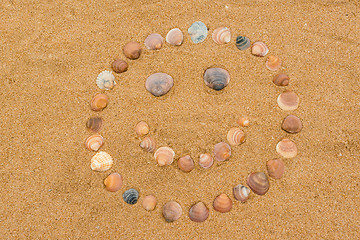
[142,195,157,211]
[177,155,195,172]
[91,151,113,171]
[266,55,282,71]
[199,153,213,168]
[163,201,182,222]
[238,117,250,127]
[111,59,128,73]
[90,93,109,111]
[212,27,231,44]
[123,41,142,60]
[214,142,231,161]
[247,172,270,195]
[267,159,285,179]
[251,41,269,57]
[233,184,250,202]
[166,28,183,46]
[276,138,298,158]
[86,117,103,132]
[189,202,209,222]
[273,73,289,86]
[140,136,156,153]
[154,147,175,166]
[203,68,230,91]
[96,70,116,90]
[277,90,300,111]
[122,188,139,205]
[188,21,208,44]
[235,36,250,50]
[145,73,174,97]
[85,134,104,151]
[227,127,246,146]
[213,193,232,213]
[104,173,123,192]
[281,115,302,133]
[144,33,164,50]
[135,121,149,137]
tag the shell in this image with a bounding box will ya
[238,117,250,127]
[203,68,230,91]
[90,93,109,111]
[266,55,282,71]
[104,173,123,192]
[281,115,302,133]
[233,184,250,202]
[163,201,182,222]
[199,153,213,168]
[177,155,195,172]
[140,136,156,153]
[135,121,149,137]
[145,73,174,97]
[122,188,139,205]
[235,36,251,50]
[96,70,116,90]
[212,27,231,44]
[276,138,298,158]
[273,73,289,86]
[90,151,113,171]
[277,90,300,111]
[227,127,246,146]
[188,21,208,44]
[85,134,104,151]
[154,147,175,166]
[111,59,128,73]
[247,172,270,195]
[189,202,209,222]
[213,193,232,213]
[267,159,285,179]
[142,195,157,211]
[123,41,142,60]
[214,142,231,161]
[166,28,183,46]
[144,33,164,50]
[251,41,269,57]
[86,117,103,132]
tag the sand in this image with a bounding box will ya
[1,0,360,239]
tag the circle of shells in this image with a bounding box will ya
[85,21,302,223]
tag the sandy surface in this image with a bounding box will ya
[1,0,360,239]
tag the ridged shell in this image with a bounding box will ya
[86,117,103,132]
[140,136,156,153]
[276,138,298,158]
[122,188,139,205]
[111,59,128,73]
[213,193,232,213]
[85,134,104,151]
[266,55,282,71]
[144,33,164,50]
[91,151,113,171]
[177,155,195,172]
[123,41,142,60]
[235,36,250,50]
[188,21,208,44]
[145,73,174,97]
[212,27,231,44]
[233,184,250,202]
[267,159,285,179]
[273,73,289,86]
[90,93,109,111]
[166,28,183,46]
[135,121,149,137]
[96,70,116,90]
[189,202,209,222]
[104,173,123,192]
[199,153,213,168]
[282,115,302,133]
[163,201,182,222]
[238,117,250,127]
[247,172,270,195]
[203,68,230,91]
[277,90,300,111]
[227,127,246,146]
[214,142,231,161]
[154,147,175,166]
[251,41,269,57]
[142,195,157,211]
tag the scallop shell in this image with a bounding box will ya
[281,115,302,133]
[177,155,195,172]
[104,173,123,192]
[144,33,164,50]
[96,70,116,90]
[273,73,289,86]
[188,21,208,44]
[276,138,298,158]
[163,201,182,222]
[135,121,149,137]
[85,134,104,151]
[199,153,213,169]
[277,90,300,111]
[142,195,157,211]
[238,117,250,127]
[235,36,250,50]
[189,202,209,222]
[233,184,250,202]
[86,117,103,132]
[214,142,231,161]
[266,55,282,71]
[123,41,142,60]
[90,151,113,171]
[154,147,175,166]
[212,27,231,44]
[166,28,183,46]
[247,172,270,195]
[111,59,128,73]
[122,188,139,205]
[203,68,230,91]
[140,136,156,153]
[267,159,285,179]
[227,127,246,146]
[145,73,174,97]
[213,193,232,213]
[251,41,269,57]
[90,93,109,111]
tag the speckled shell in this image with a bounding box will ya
[86,117,103,132]
[199,153,213,169]
[251,41,269,57]
[145,73,174,97]
[144,33,164,50]
[273,73,289,86]
[238,117,250,127]
[267,159,285,179]
[142,195,157,211]
[91,151,113,171]
[140,136,156,153]
[177,155,195,172]
[104,173,123,192]
[214,142,231,161]
[203,68,230,91]
[276,138,298,158]
[90,93,109,111]
[188,21,208,44]
[154,147,175,166]
[235,36,250,50]
[96,70,116,90]
[123,41,142,60]
[277,90,300,111]
[227,127,246,146]
[163,201,182,222]
[212,27,231,44]
[213,193,232,213]
[282,115,302,133]
[266,55,282,71]
[247,172,270,195]
[135,121,149,137]
[85,134,104,151]
[233,184,250,202]
[123,188,139,205]
[111,59,128,73]
[166,28,183,46]
[189,202,209,222]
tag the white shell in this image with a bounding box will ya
[96,70,116,90]
[91,151,113,171]
[154,147,175,166]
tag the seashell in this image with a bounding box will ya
[144,33,164,50]
[111,59,128,73]
[199,153,213,169]
[188,21,208,44]
[247,172,270,195]
[154,147,175,166]
[203,68,230,91]
[189,202,209,222]
[233,184,250,202]
[166,28,183,46]
[251,41,269,57]
[90,151,113,171]
[266,55,282,71]
[145,73,174,97]
[135,121,149,137]
[104,173,123,192]
[267,159,285,179]
[90,93,109,111]
[273,73,289,86]
[140,136,156,153]
[238,117,250,127]
[142,195,157,211]
[85,134,104,151]
[177,155,195,172]
[96,70,116,90]
[213,193,232,213]
[276,138,298,158]
[227,127,246,146]
[214,142,231,161]
[86,117,103,132]
[123,41,142,60]
[163,201,182,222]
[212,27,231,44]
[281,115,302,133]
[277,90,300,111]
[122,188,139,205]
[235,36,251,50]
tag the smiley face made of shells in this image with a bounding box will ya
[84,22,302,223]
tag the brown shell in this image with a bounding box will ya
[233,184,250,202]
[111,59,128,73]
[177,155,195,172]
[104,173,123,192]
[154,147,175,166]
[273,73,289,86]
[227,127,246,146]
[247,172,270,195]
[90,151,113,171]
[281,115,303,133]
[214,142,231,161]
[139,136,156,153]
[86,117,103,132]
[189,202,209,222]
[166,28,183,46]
[251,41,269,57]
[163,201,182,222]
[277,90,300,111]
[213,193,232,213]
[142,195,157,211]
[144,33,164,50]
[276,138,298,158]
[90,93,109,111]
[266,55,282,71]
[238,117,250,127]
[267,159,285,179]
[199,153,213,169]
[123,41,142,60]
[135,121,149,137]
[84,134,104,151]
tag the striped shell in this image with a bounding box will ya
[123,188,139,205]
[251,41,269,57]
[166,28,183,46]
[277,90,300,111]
[203,68,230,91]
[247,172,270,195]
[276,138,298,158]
[104,173,123,192]
[214,142,231,161]
[266,55,282,71]
[188,21,208,44]
[135,121,149,137]
[139,136,156,153]
[85,134,104,151]
[189,202,209,222]
[111,59,128,73]
[145,73,174,97]
[233,184,250,202]
[91,151,113,171]
[154,147,175,166]
[213,193,232,213]
[227,127,246,146]
[163,201,182,222]
[235,36,250,50]
[90,93,109,111]
[199,153,213,169]
[96,70,116,90]
[86,117,103,132]
[144,33,164,50]
[212,27,231,44]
